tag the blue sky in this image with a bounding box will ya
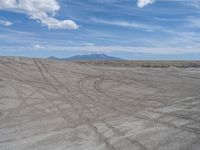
[1,0,200,60]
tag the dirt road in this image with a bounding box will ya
[0,57,200,150]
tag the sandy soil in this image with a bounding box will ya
[0,57,200,150]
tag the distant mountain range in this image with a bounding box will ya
[48,54,123,61]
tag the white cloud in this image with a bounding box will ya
[186,17,200,28]
[137,0,155,8]
[86,43,95,46]
[29,45,200,54]
[0,19,13,26]
[0,0,79,30]
[188,0,200,8]
[35,44,45,49]
[91,18,160,31]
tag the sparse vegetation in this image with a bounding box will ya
[73,61,200,68]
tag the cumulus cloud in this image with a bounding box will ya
[0,19,13,26]
[0,0,79,30]
[137,0,155,8]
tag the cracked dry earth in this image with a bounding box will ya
[0,57,200,150]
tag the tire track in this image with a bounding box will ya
[80,75,200,136]
[33,58,118,150]
[32,59,78,121]
[114,72,200,134]
[1,58,200,150]
[78,76,148,150]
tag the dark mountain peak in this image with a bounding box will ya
[67,53,123,61]
[48,54,123,61]
[48,56,58,59]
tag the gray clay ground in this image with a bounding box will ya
[0,57,200,150]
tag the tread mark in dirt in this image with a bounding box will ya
[32,59,118,150]
[80,76,200,136]
[77,76,148,150]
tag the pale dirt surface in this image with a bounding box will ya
[0,57,200,150]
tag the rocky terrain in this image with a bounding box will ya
[0,57,200,150]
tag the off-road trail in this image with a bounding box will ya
[0,57,200,150]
